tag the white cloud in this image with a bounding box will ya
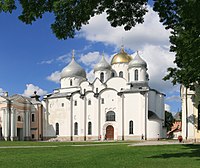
[39,59,54,64]
[79,6,170,50]
[56,54,71,64]
[87,69,95,83]
[23,84,47,97]
[47,71,61,83]
[165,104,171,112]
[79,51,101,66]
[165,95,181,102]
[0,88,5,95]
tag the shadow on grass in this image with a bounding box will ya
[147,144,200,159]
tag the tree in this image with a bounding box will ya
[165,111,174,132]
[153,0,200,90]
[0,0,148,39]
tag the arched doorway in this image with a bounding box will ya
[106,125,114,140]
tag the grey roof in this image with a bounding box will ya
[61,57,86,79]
[128,52,147,69]
[94,55,111,72]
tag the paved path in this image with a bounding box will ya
[130,140,190,146]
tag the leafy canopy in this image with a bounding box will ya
[154,0,200,90]
[0,0,148,39]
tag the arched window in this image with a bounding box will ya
[56,123,59,135]
[119,71,123,78]
[96,88,98,93]
[129,120,133,134]
[32,114,35,122]
[198,105,200,130]
[100,72,104,82]
[70,79,73,86]
[17,116,21,122]
[106,111,115,121]
[74,122,78,135]
[88,99,91,105]
[88,122,92,135]
[135,69,138,81]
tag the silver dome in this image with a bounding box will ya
[94,55,111,72]
[128,52,147,69]
[61,56,86,79]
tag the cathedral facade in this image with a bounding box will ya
[42,48,166,141]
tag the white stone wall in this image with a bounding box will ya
[112,63,129,81]
[94,70,112,83]
[61,76,85,88]
[106,78,127,92]
[128,67,147,82]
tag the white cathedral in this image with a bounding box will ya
[42,47,166,141]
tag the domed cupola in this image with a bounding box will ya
[111,46,132,65]
[128,51,148,85]
[128,51,147,69]
[61,53,86,79]
[94,54,112,83]
[94,55,111,72]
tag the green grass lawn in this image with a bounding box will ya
[0,141,199,168]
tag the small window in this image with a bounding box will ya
[88,122,92,135]
[56,123,59,135]
[135,69,138,81]
[62,103,64,107]
[17,116,21,122]
[96,88,98,93]
[100,72,104,82]
[32,114,35,122]
[74,100,77,106]
[129,120,133,134]
[84,89,86,94]
[119,71,123,78]
[102,98,104,104]
[32,134,35,139]
[70,79,73,86]
[88,100,91,105]
[74,122,78,135]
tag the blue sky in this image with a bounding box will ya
[0,4,181,113]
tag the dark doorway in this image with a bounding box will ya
[106,125,114,140]
[17,128,23,141]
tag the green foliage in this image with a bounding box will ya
[165,111,174,131]
[0,0,148,39]
[154,0,200,89]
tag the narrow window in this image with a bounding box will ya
[198,105,200,130]
[84,89,86,94]
[74,122,78,135]
[129,120,133,134]
[56,123,59,135]
[96,88,98,93]
[111,72,115,77]
[100,72,104,82]
[62,103,64,107]
[135,69,138,81]
[32,114,35,122]
[17,116,21,121]
[70,79,73,86]
[119,71,123,78]
[106,111,115,121]
[88,122,92,135]
[32,134,35,139]
[74,100,77,106]
[88,99,91,105]
[102,98,104,104]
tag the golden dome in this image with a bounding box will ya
[111,47,132,65]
